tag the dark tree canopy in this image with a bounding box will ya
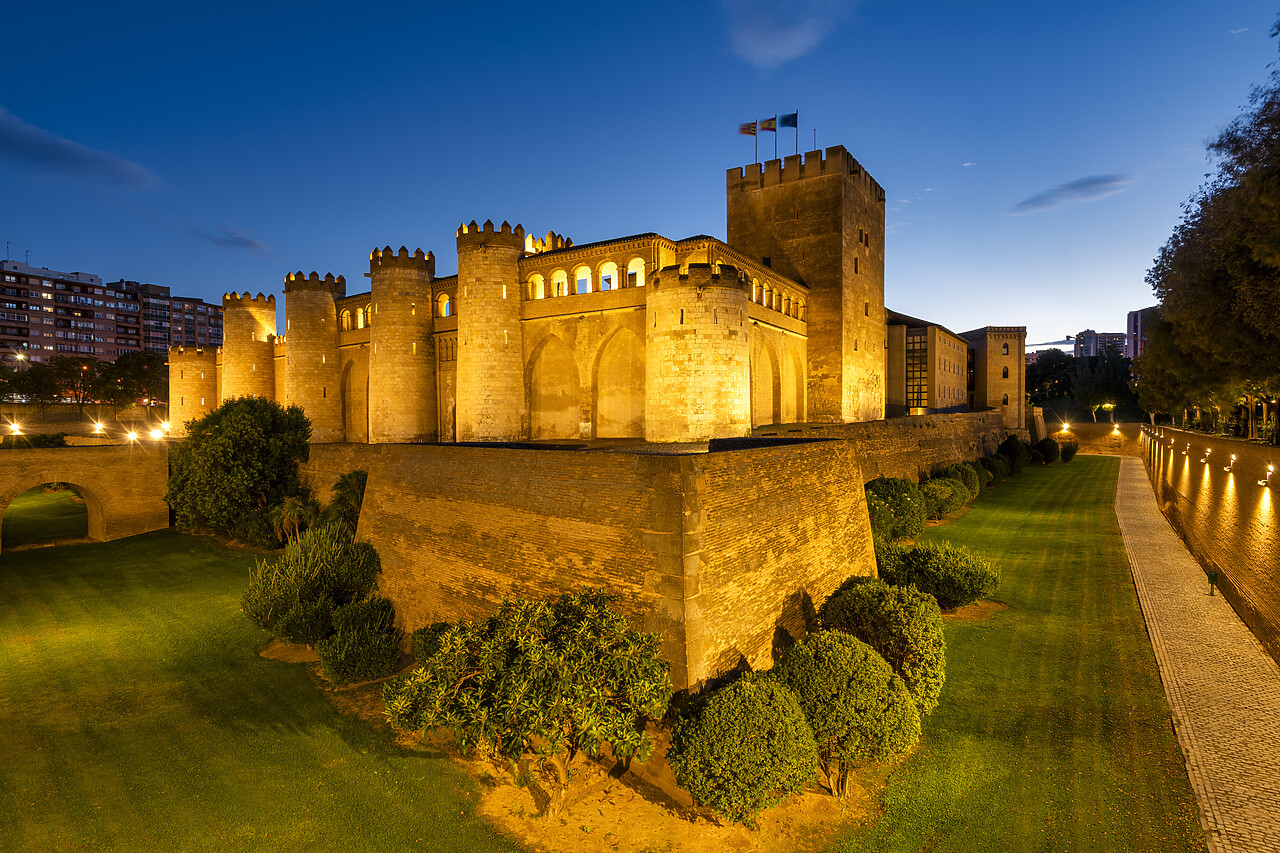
[166,396,311,544]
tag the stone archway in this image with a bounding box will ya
[0,479,104,553]
[593,327,645,438]
[751,342,780,428]
[528,336,581,439]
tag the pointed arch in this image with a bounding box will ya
[527,335,581,439]
[751,340,781,428]
[593,326,645,438]
[781,345,804,424]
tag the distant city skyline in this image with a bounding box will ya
[1,1,1275,348]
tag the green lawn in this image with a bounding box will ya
[0,530,523,853]
[836,456,1204,852]
[2,488,88,549]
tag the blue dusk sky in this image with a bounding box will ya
[1,0,1276,348]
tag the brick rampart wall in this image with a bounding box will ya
[1065,422,1143,457]
[300,439,875,690]
[1143,428,1280,666]
[761,412,1006,482]
[0,444,170,552]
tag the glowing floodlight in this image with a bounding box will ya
[126,430,139,442]
[1200,448,1212,464]
[1183,442,1190,455]
[149,429,163,440]
[160,421,171,432]
[1060,423,1070,433]
[1224,454,1236,472]
[1261,465,1275,488]
[8,422,21,435]
[92,422,104,434]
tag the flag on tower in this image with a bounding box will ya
[760,117,777,132]
[780,112,799,128]
[739,121,757,136]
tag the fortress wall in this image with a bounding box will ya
[1064,422,1143,456]
[303,438,875,690]
[689,440,874,683]
[768,412,1006,481]
[1144,428,1280,665]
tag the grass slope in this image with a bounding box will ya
[0,530,522,853]
[836,456,1204,853]
[2,488,88,549]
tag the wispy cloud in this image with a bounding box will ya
[962,162,977,167]
[1230,27,1248,35]
[1010,174,1133,214]
[0,105,158,191]
[187,225,270,256]
[723,0,855,70]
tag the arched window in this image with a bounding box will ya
[627,257,645,287]
[574,265,592,295]
[552,270,568,297]
[783,294,791,316]
[796,300,805,321]
[1002,366,1009,379]
[365,303,373,327]
[437,293,452,317]
[599,262,618,291]
[1002,343,1009,355]
[356,307,365,329]
[528,274,545,300]
[752,279,761,303]
[1002,393,1009,405]
[340,310,352,331]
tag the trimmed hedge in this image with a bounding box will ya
[968,460,992,491]
[941,463,980,499]
[865,477,927,541]
[874,537,909,580]
[315,595,403,685]
[0,432,68,449]
[772,631,921,796]
[668,676,818,825]
[881,541,1001,610]
[818,578,946,716]
[1036,437,1061,463]
[998,435,1032,475]
[864,491,895,541]
[980,454,1010,482]
[1060,437,1080,462]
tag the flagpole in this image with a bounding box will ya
[755,130,758,165]
[773,116,778,159]
[795,109,799,155]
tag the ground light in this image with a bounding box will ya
[126,431,138,442]
[160,421,171,432]
[149,429,163,440]
[8,423,21,435]
[1060,423,1070,433]
[1201,448,1212,464]
[92,422,104,434]
[1262,465,1275,487]
[1224,454,1236,473]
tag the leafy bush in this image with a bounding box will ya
[0,432,68,449]
[315,595,403,685]
[998,435,1032,475]
[273,595,335,646]
[1030,449,1046,464]
[983,454,1011,482]
[941,463,980,499]
[773,631,920,796]
[967,460,991,492]
[864,477,927,540]
[874,538,908,579]
[919,481,950,520]
[1036,437,1061,463]
[1060,437,1080,462]
[937,478,969,513]
[668,676,817,823]
[383,589,671,817]
[881,542,1000,610]
[166,397,311,544]
[411,622,451,664]
[819,578,946,716]
[241,522,381,637]
[864,491,895,541]
[324,469,369,533]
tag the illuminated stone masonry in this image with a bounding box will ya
[168,146,1027,442]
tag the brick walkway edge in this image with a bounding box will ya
[1115,457,1280,853]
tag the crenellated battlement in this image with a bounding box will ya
[370,246,434,276]
[456,219,525,250]
[284,271,347,297]
[726,145,885,202]
[222,291,276,308]
[167,345,217,360]
[654,262,749,291]
[525,230,573,254]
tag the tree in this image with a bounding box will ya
[383,589,672,818]
[166,397,311,544]
[1026,348,1074,403]
[324,469,368,533]
[101,350,168,413]
[13,362,61,420]
[49,356,100,416]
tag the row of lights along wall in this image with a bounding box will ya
[6,421,172,442]
[1142,425,1274,487]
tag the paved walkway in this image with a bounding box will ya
[1115,457,1280,853]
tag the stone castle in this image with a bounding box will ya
[169,145,1022,443]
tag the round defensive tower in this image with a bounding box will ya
[368,246,437,442]
[282,271,345,443]
[645,263,752,442]
[455,220,526,441]
[220,292,277,401]
[166,345,219,436]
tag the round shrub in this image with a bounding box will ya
[967,460,991,492]
[1030,449,1045,464]
[1060,437,1080,462]
[937,478,969,513]
[773,632,920,795]
[882,542,1000,610]
[875,538,908,579]
[942,463,980,499]
[411,622,451,664]
[1036,437,1061,463]
[273,595,335,646]
[864,477,927,540]
[668,676,817,824]
[818,578,946,716]
[919,481,950,520]
[315,595,403,685]
[998,435,1032,475]
[865,491,895,542]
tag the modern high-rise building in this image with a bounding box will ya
[1073,328,1126,358]
[1125,306,1159,359]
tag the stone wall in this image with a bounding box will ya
[0,444,170,552]
[760,412,1006,482]
[301,438,875,690]
[1143,428,1280,665]
[1065,422,1143,456]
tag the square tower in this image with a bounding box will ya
[726,146,886,422]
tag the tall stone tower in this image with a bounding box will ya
[455,220,526,441]
[220,292,276,401]
[645,263,751,442]
[166,345,218,436]
[368,246,437,442]
[726,146,886,422]
[283,271,345,443]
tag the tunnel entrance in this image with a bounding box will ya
[0,484,91,551]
